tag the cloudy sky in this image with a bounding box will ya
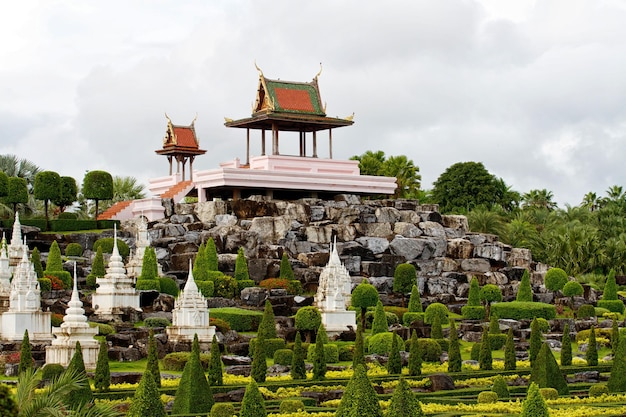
[1,0,625,207]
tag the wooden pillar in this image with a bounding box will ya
[261,129,266,156]
[313,131,317,158]
[189,156,195,181]
[303,132,306,157]
[246,128,250,165]
[272,123,279,155]
[167,156,173,175]
[299,132,304,157]
[329,129,333,159]
[181,159,186,181]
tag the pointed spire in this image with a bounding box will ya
[329,236,341,266]
[112,223,119,257]
[62,261,87,327]
[184,258,199,293]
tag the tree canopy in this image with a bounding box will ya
[351,151,421,198]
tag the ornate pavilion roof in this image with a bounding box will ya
[156,115,207,156]
[225,68,354,132]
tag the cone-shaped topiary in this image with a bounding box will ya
[408,329,422,376]
[173,334,214,414]
[504,328,516,371]
[316,323,329,344]
[430,314,443,340]
[529,342,569,396]
[65,341,93,408]
[468,276,481,306]
[353,323,366,369]
[234,247,250,281]
[18,330,33,375]
[336,364,382,417]
[516,269,533,302]
[279,253,294,280]
[258,300,277,340]
[205,238,219,271]
[371,300,388,334]
[612,319,620,356]
[393,263,417,294]
[529,318,543,367]
[387,330,402,375]
[604,269,618,300]
[45,240,64,272]
[561,323,572,367]
[239,380,267,417]
[208,334,223,386]
[520,382,549,417]
[608,335,626,392]
[408,284,423,313]
[31,247,44,279]
[127,369,166,417]
[448,320,462,373]
[479,327,492,370]
[587,325,598,366]
[386,377,424,417]
[146,330,161,388]
[87,246,105,288]
[312,329,326,380]
[139,247,159,280]
[291,331,306,380]
[491,375,510,399]
[94,338,110,392]
[193,243,209,281]
[251,335,267,383]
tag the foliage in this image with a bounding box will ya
[0,171,6,197]
[240,380,267,417]
[18,330,32,375]
[609,336,626,392]
[94,338,111,392]
[367,332,404,355]
[251,336,267,383]
[291,331,307,380]
[87,246,106,288]
[430,314,443,339]
[492,375,510,399]
[173,334,214,414]
[82,170,114,217]
[144,317,170,328]
[562,280,583,298]
[138,246,158,282]
[312,336,327,381]
[127,369,166,417]
[403,311,425,326]
[544,267,568,292]
[479,327,492,370]
[529,318,543,367]
[162,351,211,371]
[335,364,382,417]
[136,279,160,291]
[196,280,214,298]
[352,279,380,328]
[213,274,238,298]
[351,150,421,198]
[408,330,422,376]
[477,391,498,404]
[516,270,533,302]
[205,237,219,271]
[93,237,130,259]
[279,253,294,280]
[577,304,596,319]
[491,301,556,320]
[447,320,462,372]
[273,348,293,366]
[45,240,64,272]
[371,300,388,334]
[561,323,572,367]
[52,176,78,212]
[258,300,277,340]
[386,377,424,417]
[587,325,599,366]
[0,384,17,417]
[353,323,366,369]
[604,269,618,300]
[461,305,485,320]
[407,284,422,313]
[210,307,263,332]
[294,306,322,331]
[38,278,51,292]
[393,263,416,294]
[41,363,65,381]
[193,242,209,281]
[250,337,286,359]
[146,330,161,388]
[65,341,94,408]
[529,342,569,395]
[235,247,250,281]
[211,403,236,417]
[597,299,625,313]
[480,284,502,317]
[589,383,609,397]
[64,242,83,257]
[613,318,620,356]
[467,276,481,306]
[387,330,402,375]
[520,382,550,417]
[34,170,61,222]
[207,334,223,386]
[424,302,449,325]
[4,177,28,212]
[158,276,179,296]
[30,247,44,279]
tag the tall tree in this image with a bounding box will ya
[208,334,224,386]
[353,323,366,369]
[448,320,462,373]
[335,364,382,417]
[408,330,422,377]
[18,330,33,375]
[522,188,557,211]
[504,328,516,371]
[33,171,61,226]
[587,326,598,366]
[351,279,380,330]
[529,318,543,367]
[560,323,572,367]
[4,177,28,213]
[290,331,306,380]
[381,155,421,198]
[387,330,402,375]
[51,176,78,213]
[127,369,166,417]
[146,330,161,388]
[312,329,327,380]
[386,378,424,417]
[431,161,500,213]
[239,380,267,417]
[94,338,111,392]
[65,341,93,409]
[350,150,386,176]
[0,154,40,189]
[82,170,113,219]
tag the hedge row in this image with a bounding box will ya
[490,301,556,320]
[1,218,119,231]
[210,307,263,332]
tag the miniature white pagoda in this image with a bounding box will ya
[1,244,51,341]
[46,263,99,368]
[126,215,162,278]
[91,225,141,319]
[0,236,12,312]
[7,213,26,265]
[167,260,215,343]
[314,239,356,335]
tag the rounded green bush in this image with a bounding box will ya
[306,344,339,363]
[279,399,305,413]
[86,274,97,289]
[471,342,482,361]
[197,280,214,298]
[403,312,425,326]
[38,278,51,292]
[136,280,161,291]
[273,349,294,366]
[489,334,507,350]
[589,383,609,397]
[535,318,551,333]
[461,305,486,320]
[41,363,65,380]
[58,212,78,220]
[577,304,596,319]
[65,243,84,257]
[237,279,256,293]
[144,317,171,328]
[249,337,286,359]
[424,302,449,325]
[477,391,498,404]
[544,267,568,292]
[93,237,130,259]
[89,322,115,336]
[393,263,417,294]
[295,306,322,331]
[337,345,354,362]
[539,387,559,400]
[287,279,303,295]
[162,352,211,371]
[213,275,237,298]
[367,332,405,355]
[158,277,179,297]
[210,403,235,417]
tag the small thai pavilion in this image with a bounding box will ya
[155,115,206,181]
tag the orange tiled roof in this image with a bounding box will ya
[170,126,198,149]
[273,88,316,113]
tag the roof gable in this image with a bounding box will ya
[162,116,200,149]
[254,76,325,116]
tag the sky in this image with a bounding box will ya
[1,0,626,207]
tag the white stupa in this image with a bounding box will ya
[7,212,26,265]
[126,215,161,278]
[91,225,141,319]
[1,242,51,341]
[314,238,356,334]
[166,260,215,343]
[46,263,100,368]
[0,235,11,293]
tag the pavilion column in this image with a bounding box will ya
[246,128,250,165]
[261,129,266,156]
[181,159,186,181]
[168,156,173,175]
[303,132,306,157]
[313,131,317,158]
[329,129,333,159]
[272,123,279,155]
[189,156,195,181]
[299,132,304,157]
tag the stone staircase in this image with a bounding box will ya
[160,180,194,201]
[97,200,133,220]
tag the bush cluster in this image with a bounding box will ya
[491,301,556,320]
[162,351,211,371]
[273,349,293,366]
[210,403,235,417]
[209,317,231,333]
[210,308,263,332]
[93,237,130,258]
[144,317,171,328]
[589,383,609,397]
[367,332,405,355]
[477,391,498,404]
[577,304,597,318]
[158,277,179,296]
[38,278,51,292]
[306,344,339,363]
[279,399,305,413]
[249,338,286,359]
[461,305,486,320]
[89,322,115,336]
[65,243,84,257]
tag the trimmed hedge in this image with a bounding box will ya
[162,352,211,371]
[279,399,305,413]
[210,307,263,332]
[273,349,293,366]
[368,332,405,355]
[38,278,51,292]
[598,299,625,314]
[136,280,160,291]
[65,243,84,257]
[144,317,171,328]
[577,304,596,318]
[249,337,286,359]
[209,317,231,333]
[477,391,498,404]
[489,334,507,350]
[159,277,179,297]
[50,220,98,232]
[403,312,425,326]
[307,344,339,363]
[41,363,65,380]
[196,281,214,298]
[461,305,486,320]
[491,301,556,320]
[89,322,115,336]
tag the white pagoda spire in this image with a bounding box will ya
[61,262,89,329]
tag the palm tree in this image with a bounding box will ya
[16,368,119,417]
[467,207,504,235]
[96,176,146,213]
[382,155,421,198]
[581,191,600,211]
[350,150,386,176]
[522,189,557,211]
[0,154,41,190]
[606,185,624,202]
[492,177,521,212]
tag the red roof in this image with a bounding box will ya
[170,126,198,149]
[274,88,316,113]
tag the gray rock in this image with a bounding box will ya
[356,237,389,254]
[195,200,229,223]
[221,355,252,365]
[393,222,422,238]
[240,287,268,306]
[446,238,473,259]
[368,277,394,293]
[418,221,446,238]
[354,222,394,238]
[474,242,508,262]
[215,214,238,227]
[375,207,401,223]
[441,215,469,233]
[389,237,425,261]
[460,258,491,273]
[429,373,455,391]
[170,214,194,224]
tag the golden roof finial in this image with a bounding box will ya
[191,113,198,126]
[315,62,323,80]
[254,60,263,77]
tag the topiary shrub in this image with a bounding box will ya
[51,313,63,327]
[338,344,354,362]
[295,306,322,334]
[393,263,417,294]
[58,211,78,219]
[237,279,256,293]
[477,391,498,404]
[136,280,161,291]
[41,363,65,380]
[492,375,510,399]
[424,303,449,325]
[598,299,625,314]
[89,322,115,336]
[461,305,486,320]
[539,387,559,400]
[589,383,609,397]
[577,304,596,319]
[384,306,407,321]
[162,352,211,371]
[367,332,405,355]
[259,278,291,290]
[197,280,214,298]
[65,243,83,257]
[38,278,51,292]
[535,318,551,333]
[210,307,263,332]
[45,271,72,289]
[408,284,423,313]
[144,317,171,328]
[159,277,179,296]
[402,338,442,362]
[471,342,482,361]
[213,275,238,298]
[249,338,286,359]
[491,301,556,320]
[544,267,568,293]
[93,237,130,259]
[273,349,293,366]
[489,334,507,350]
[210,403,235,417]
[209,317,231,333]
[403,312,424,326]
[307,344,339,364]
[279,399,305,414]
[279,253,294,280]
[287,279,303,295]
